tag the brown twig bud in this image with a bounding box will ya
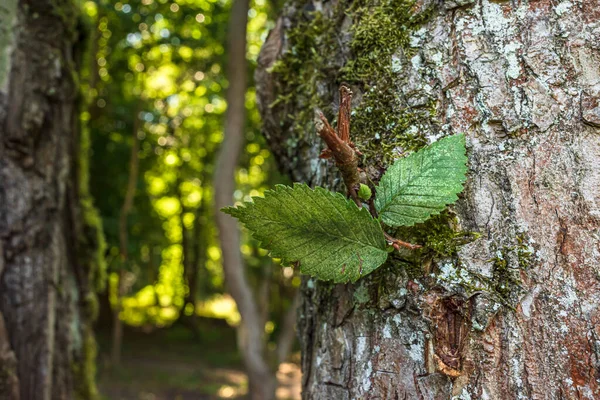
[315,85,362,204]
[316,85,421,250]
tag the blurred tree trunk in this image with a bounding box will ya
[257,1,600,398]
[112,106,140,366]
[176,169,210,334]
[0,0,104,399]
[214,0,277,399]
[188,193,208,314]
[176,180,197,336]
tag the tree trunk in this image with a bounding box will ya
[257,0,600,398]
[112,106,140,367]
[214,0,277,398]
[0,0,103,398]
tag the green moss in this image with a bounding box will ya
[395,224,530,309]
[269,10,338,137]
[487,233,532,306]
[341,0,436,165]
[271,0,436,165]
[490,253,512,299]
[394,212,479,259]
[71,11,105,399]
[77,9,107,292]
[515,232,534,270]
[390,255,423,279]
[377,212,480,280]
[84,290,100,321]
[79,112,108,293]
[80,195,108,291]
[452,238,530,310]
[72,326,99,400]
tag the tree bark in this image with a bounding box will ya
[257,0,600,398]
[0,0,102,398]
[214,0,277,398]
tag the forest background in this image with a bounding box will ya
[74,0,297,398]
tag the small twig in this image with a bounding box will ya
[347,186,361,207]
[384,232,422,251]
[315,84,361,203]
[316,84,422,251]
[368,198,378,218]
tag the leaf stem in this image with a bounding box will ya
[383,232,422,250]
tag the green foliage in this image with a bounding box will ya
[84,0,282,326]
[224,135,467,282]
[375,134,467,227]
[223,184,388,283]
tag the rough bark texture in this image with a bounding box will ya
[257,0,600,398]
[0,0,102,399]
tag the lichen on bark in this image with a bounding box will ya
[0,0,17,91]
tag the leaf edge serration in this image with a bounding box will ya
[222,183,389,283]
[374,133,468,228]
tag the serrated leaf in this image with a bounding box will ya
[222,183,388,283]
[374,134,467,227]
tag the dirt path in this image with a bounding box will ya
[96,326,300,399]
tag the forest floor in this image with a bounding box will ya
[96,320,301,400]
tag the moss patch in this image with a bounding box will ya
[487,234,532,307]
[72,326,99,400]
[381,212,479,279]
[269,10,338,137]
[271,0,436,166]
[77,9,107,293]
[395,212,479,258]
[71,10,105,399]
[436,236,531,309]
[341,0,435,165]
[353,281,371,304]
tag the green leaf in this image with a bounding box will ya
[222,183,388,283]
[374,134,467,227]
